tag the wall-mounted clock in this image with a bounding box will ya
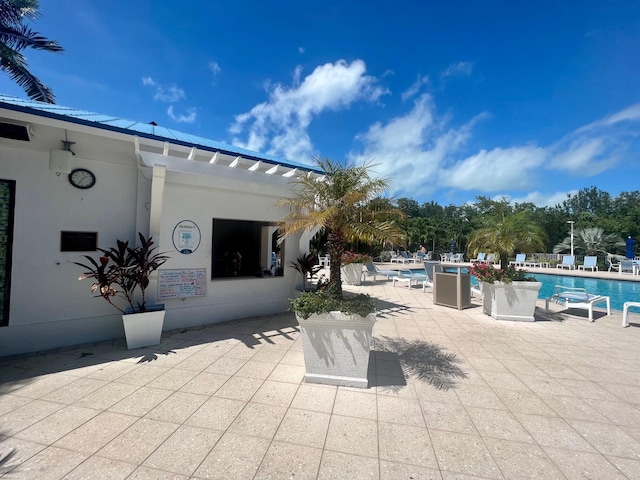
[68,168,96,189]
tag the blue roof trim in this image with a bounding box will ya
[0,95,322,174]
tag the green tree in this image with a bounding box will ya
[278,157,404,296]
[552,227,624,256]
[467,201,547,269]
[0,0,62,103]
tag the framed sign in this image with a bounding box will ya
[172,220,201,254]
[158,268,207,300]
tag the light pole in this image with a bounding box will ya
[567,221,575,257]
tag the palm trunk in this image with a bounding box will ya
[327,232,346,297]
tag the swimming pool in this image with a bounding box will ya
[411,266,640,311]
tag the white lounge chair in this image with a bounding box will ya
[607,256,621,272]
[577,256,598,271]
[545,285,610,322]
[392,269,428,289]
[471,253,486,262]
[362,261,399,281]
[509,254,526,267]
[390,251,413,264]
[622,301,640,327]
[484,253,496,265]
[557,255,575,270]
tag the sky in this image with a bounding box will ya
[1,0,639,207]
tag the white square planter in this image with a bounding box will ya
[481,282,542,322]
[122,309,166,349]
[341,263,364,286]
[296,311,375,388]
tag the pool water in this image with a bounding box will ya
[417,267,640,312]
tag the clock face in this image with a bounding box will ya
[68,168,96,189]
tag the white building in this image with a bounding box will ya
[0,95,320,357]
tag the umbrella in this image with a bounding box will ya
[626,236,635,259]
[449,239,456,253]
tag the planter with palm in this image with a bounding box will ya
[278,156,404,388]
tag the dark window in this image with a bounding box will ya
[212,219,283,279]
[0,179,16,326]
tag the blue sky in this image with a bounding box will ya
[2,0,639,206]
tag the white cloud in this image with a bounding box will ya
[440,145,547,192]
[209,61,221,78]
[230,59,388,161]
[441,62,473,79]
[142,76,186,103]
[167,106,197,123]
[298,47,305,54]
[349,94,485,197]
[401,75,429,101]
[576,102,640,133]
[509,190,577,208]
[349,96,640,203]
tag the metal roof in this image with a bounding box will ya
[0,94,321,173]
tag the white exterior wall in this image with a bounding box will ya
[157,169,300,331]
[0,111,305,357]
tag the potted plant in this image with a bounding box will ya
[74,233,170,349]
[469,263,542,322]
[340,251,372,286]
[278,156,404,388]
[290,252,322,291]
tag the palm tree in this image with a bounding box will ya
[0,0,63,103]
[553,227,624,256]
[278,156,404,296]
[467,209,546,270]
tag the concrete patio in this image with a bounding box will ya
[2,275,640,479]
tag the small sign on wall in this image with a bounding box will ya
[60,231,98,251]
[172,220,201,254]
[158,268,207,300]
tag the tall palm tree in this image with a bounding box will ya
[0,0,63,103]
[467,209,546,270]
[553,227,624,256]
[278,156,404,296]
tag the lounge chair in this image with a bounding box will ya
[392,269,428,289]
[362,261,399,282]
[421,261,439,291]
[390,251,413,264]
[577,256,598,272]
[557,255,575,270]
[622,301,640,327]
[619,259,635,275]
[545,285,610,322]
[451,253,464,262]
[509,254,526,267]
[483,253,496,265]
[471,253,486,262]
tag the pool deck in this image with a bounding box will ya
[2,268,640,479]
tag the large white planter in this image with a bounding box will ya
[341,263,364,285]
[481,282,542,322]
[122,308,166,349]
[296,311,376,388]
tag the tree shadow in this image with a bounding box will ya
[371,336,468,390]
[375,299,413,318]
[0,433,18,476]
